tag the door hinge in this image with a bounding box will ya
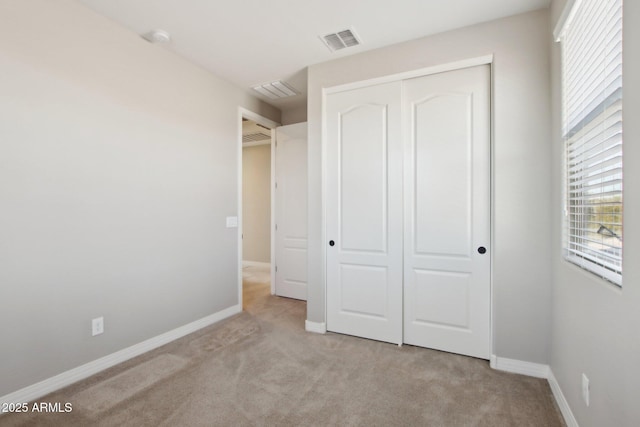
[275,265,278,272]
[275,182,278,189]
[275,224,278,231]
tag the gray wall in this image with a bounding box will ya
[0,0,279,396]
[307,9,552,363]
[281,105,308,126]
[242,144,271,263]
[549,1,640,425]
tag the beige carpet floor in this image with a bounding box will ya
[1,265,565,426]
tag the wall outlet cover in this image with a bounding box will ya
[92,317,104,336]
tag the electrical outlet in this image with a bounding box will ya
[582,373,590,406]
[92,317,104,336]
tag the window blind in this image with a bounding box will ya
[559,0,623,285]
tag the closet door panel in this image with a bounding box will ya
[414,94,472,257]
[326,81,403,345]
[340,105,387,253]
[403,65,491,359]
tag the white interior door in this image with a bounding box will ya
[274,123,308,300]
[403,65,491,359]
[326,82,404,344]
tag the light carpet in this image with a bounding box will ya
[0,266,565,426]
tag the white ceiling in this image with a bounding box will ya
[79,0,550,112]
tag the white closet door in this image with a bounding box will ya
[403,65,491,359]
[275,123,308,300]
[326,81,403,344]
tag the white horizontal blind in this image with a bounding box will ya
[559,0,623,285]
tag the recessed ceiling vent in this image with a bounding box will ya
[253,80,298,100]
[243,132,271,143]
[321,28,361,52]
[242,120,271,144]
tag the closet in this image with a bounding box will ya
[325,65,491,359]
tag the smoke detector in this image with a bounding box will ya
[142,29,172,44]
[320,28,361,52]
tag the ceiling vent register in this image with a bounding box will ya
[321,28,361,52]
[243,132,271,143]
[253,80,298,100]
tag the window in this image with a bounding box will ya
[555,0,624,285]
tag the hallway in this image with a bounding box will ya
[242,263,273,311]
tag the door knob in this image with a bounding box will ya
[477,246,487,254]
[329,240,335,246]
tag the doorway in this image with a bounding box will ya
[241,117,275,307]
[237,109,309,309]
[237,108,279,309]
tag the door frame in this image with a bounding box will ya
[237,107,280,308]
[320,54,495,353]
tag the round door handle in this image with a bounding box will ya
[477,246,487,254]
[329,240,335,247]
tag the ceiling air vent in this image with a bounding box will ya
[321,28,361,52]
[243,132,271,143]
[253,80,298,100]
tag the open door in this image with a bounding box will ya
[274,122,308,300]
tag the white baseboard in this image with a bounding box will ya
[490,355,550,378]
[242,260,270,268]
[0,304,241,406]
[548,370,579,427]
[490,356,578,426]
[305,320,326,334]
